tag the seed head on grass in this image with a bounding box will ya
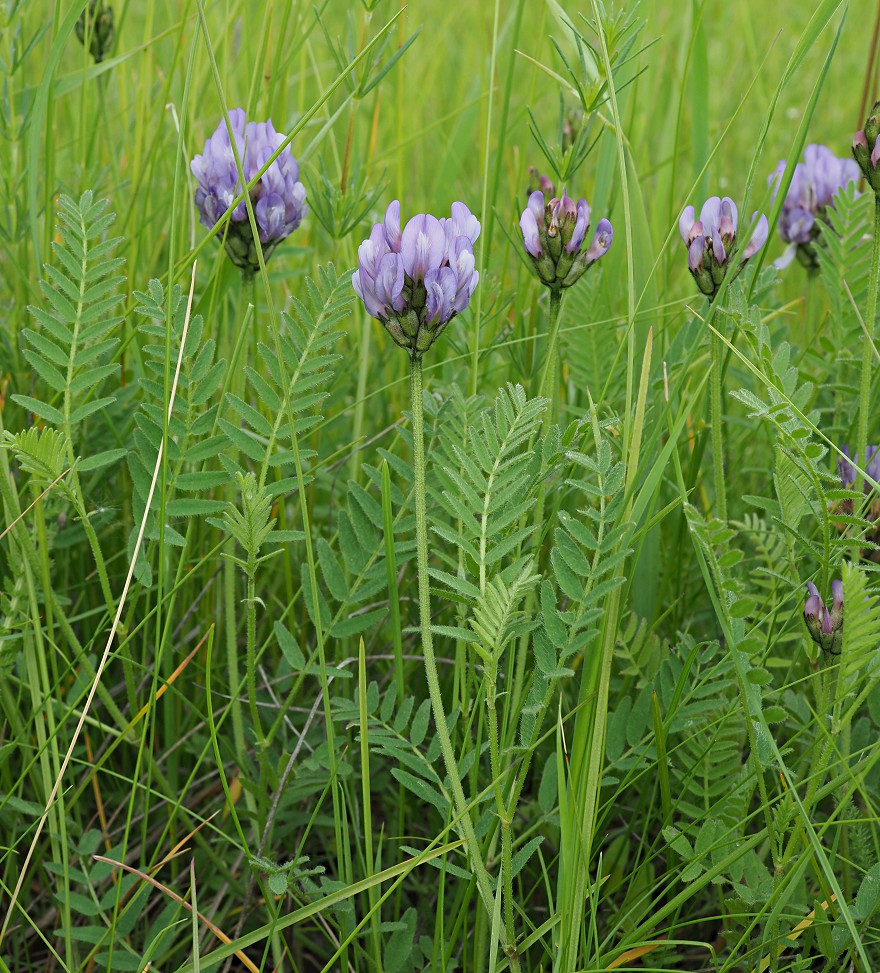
[679,196,768,300]
[351,200,481,358]
[519,178,612,292]
[853,100,880,193]
[191,108,307,274]
[768,144,859,270]
[804,580,844,655]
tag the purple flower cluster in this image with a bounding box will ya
[352,200,480,358]
[803,580,844,655]
[853,100,880,192]
[838,445,880,491]
[519,181,612,290]
[191,108,307,273]
[768,144,859,269]
[679,196,768,299]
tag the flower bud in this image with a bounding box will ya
[191,109,307,275]
[75,0,115,63]
[679,196,767,301]
[853,101,880,192]
[803,580,844,655]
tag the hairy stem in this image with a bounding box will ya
[538,288,563,425]
[710,326,727,522]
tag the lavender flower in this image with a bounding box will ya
[803,579,844,655]
[838,445,880,491]
[191,108,307,274]
[853,100,880,192]
[351,200,480,358]
[679,196,768,300]
[519,178,613,291]
[768,145,859,270]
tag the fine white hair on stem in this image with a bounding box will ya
[0,262,199,945]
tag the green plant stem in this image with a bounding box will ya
[245,564,260,744]
[224,555,246,763]
[538,288,563,423]
[710,325,727,522]
[409,353,497,922]
[856,192,880,494]
[486,668,521,972]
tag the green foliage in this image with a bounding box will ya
[17,191,124,465]
[220,263,351,495]
[127,279,228,584]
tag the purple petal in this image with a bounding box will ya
[449,201,481,244]
[584,218,613,265]
[742,213,769,259]
[872,134,880,169]
[374,252,405,313]
[401,213,446,281]
[557,192,577,220]
[830,579,844,612]
[520,207,543,258]
[527,190,546,224]
[699,197,722,237]
[566,198,591,253]
[781,207,815,244]
[854,130,869,151]
[688,236,705,273]
[450,237,478,312]
[357,223,389,281]
[720,197,738,234]
[424,266,457,326]
[679,205,696,243]
[772,243,798,270]
[352,268,385,320]
[384,200,402,252]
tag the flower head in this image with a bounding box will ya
[352,200,480,358]
[519,177,612,290]
[853,100,880,193]
[191,109,307,273]
[679,196,768,300]
[803,579,844,655]
[768,145,859,270]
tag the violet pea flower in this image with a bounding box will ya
[352,200,480,359]
[519,176,612,291]
[191,108,307,274]
[768,144,859,270]
[679,195,768,300]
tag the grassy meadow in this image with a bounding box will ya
[2,0,880,970]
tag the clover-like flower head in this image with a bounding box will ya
[352,200,480,358]
[768,144,859,270]
[191,108,307,273]
[519,177,612,291]
[679,196,768,300]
